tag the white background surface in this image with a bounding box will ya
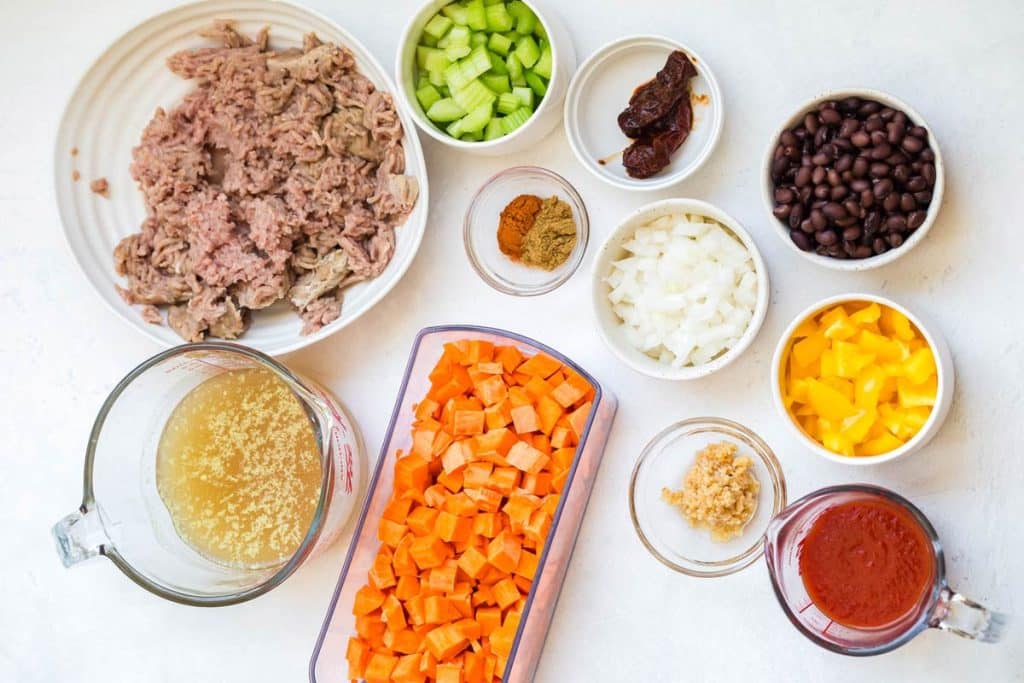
[2,0,1022,681]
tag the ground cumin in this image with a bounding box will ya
[497,193,543,259]
[520,196,577,270]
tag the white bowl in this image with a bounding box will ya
[761,88,945,271]
[770,293,955,465]
[565,35,723,192]
[394,0,576,157]
[592,199,769,380]
[53,0,429,356]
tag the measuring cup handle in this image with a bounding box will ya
[931,586,1008,643]
[52,507,108,567]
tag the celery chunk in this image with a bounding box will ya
[487,50,509,75]
[426,97,467,123]
[512,85,534,109]
[470,31,489,48]
[496,92,520,115]
[423,14,453,40]
[506,52,523,81]
[441,3,469,25]
[445,45,472,61]
[459,102,494,134]
[485,3,515,31]
[416,83,442,111]
[508,1,537,34]
[500,106,532,134]
[514,35,540,69]
[464,0,488,30]
[533,43,552,79]
[524,70,547,96]
[484,117,505,140]
[487,32,513,56]
[452,79,496,112]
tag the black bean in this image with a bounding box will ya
[865,115,885,132]
[810,209,827,230]
[908,210,927,229]
[822,202,848,221]
[840,96,862,112]
[901,136,924,154]
[790,203,804,223]
[812,152,830,166]
[851,179,870,192]
[835,215,859,227]
[820,108,842,125]
[841,225,862,241]
[814,126,828,147]
[892,164,910,184]
[853,244,874,258]
[886,121,906,145]
[861,188,875,208]
[831,185,849,200]
[887,150,910,166]
[834,138,853,152]
[859,101,881,116]
[900,193,917,212]
[870,162,891,178]
[781,130,798,147]
[906,176,928,192]
[843,240,859,256]
[791,229,813,251]
[914,190,932,204]
[887,232,904,248]
[816,229,839,245]
[909,125,928,140]
[851,130,871,147]
[893,111,907,126]
[883,193,900,212]
[874,178,894,198]
[812,166,827,184]
[786,145,801,161]
[835,154,853,173]
[920,148,935,162]
[841,170,853,182]
[922,163,937,186]
[844,198,862,216]
[864,211,881,232]
[799,186,813,203]
[827,169,842,186]
[880,107,895,120]
[800,218,814,233]
[814,184,831,199]
[775,187,795,203]
[772,156,789,179]
[773,204,792,219]
[820,143,836,159]
[870,143,893,160]
[839,118,860,138]
[795,166,812,187]
[873,237,888,254]
[852,157,869,177]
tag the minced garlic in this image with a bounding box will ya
[661,441,759,542]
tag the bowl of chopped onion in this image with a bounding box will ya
[592,198,769,380]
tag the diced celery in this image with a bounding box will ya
[426,97,467,123]
[470,31,489,48]
[508,1,537,34]
[445,44,472,60]
[496,92,520,115]
[487,50,509,75]
[534,18,548,40]
[524,70,547,96]
[500,106,532,134]
[487,32,513,56]
[428,68,447,88]
[484,117,505,140]
[438,85,450,98]
[464,0,488,30]
[515,34,540,69]
[533,43,552,79]
[483,0,502,6]
[461,129,484,141]
[462,46,493,80]
[416,83,442,111]
[417,45,440,69]
[506,52,523,80]
[511,75,527,87]
[441,3,469,25]
[423,13,453,40]
[512,85,534,109]
[439,25,470,48]
[485,3,515,31]
[481,73,510,93]
[446,117,464,137]
[460,102,494,133]
[452,79,496,111]
[421,33,439,48]
[444,61,472,91]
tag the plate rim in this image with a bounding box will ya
[52,0,430,355]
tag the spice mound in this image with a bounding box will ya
[496,194,577,270]
[114,22,419,341]
[661,441,759,542]
[618,50,698,179]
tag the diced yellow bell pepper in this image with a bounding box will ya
[842,408,878,443]
[903,347,937,385]
[833,341,876,379]
[790,378,810,404]
[897,376,938,408]
[878,376,898,403]
[849,302,881,325]
[822,431,854,456]
[856,431,904,456]
[854,366,886,407]
[806,378,855,421]
[792,334,827,368]
[855,329,903,362]
[822,376,854,402]
[791,317,818,339]
[820,349,838,378]
[823,316,859,341]
[880,306,916,341]
[819,304,849,329]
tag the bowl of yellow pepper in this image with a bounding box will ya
[772,293,954,465]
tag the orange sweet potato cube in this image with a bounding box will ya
[472,513,501,538]
[517,352,561,378]
[453,409,486,435]
[425,623,470,660]
[515,549,539,580]
[442,441,471,474]
[521,472,552,496]
[536,395,563,435]
[486,531,522,573]
[475,375,508,407]
[484,400,513,429]
[457,546,489,579]
[510,404,540,434]
[487,467,520,494]
[424,595,453,624]
[492,578,521,609]
[475,607,502,636]
[395,574,420,601]
[346,637,371,679]
[568,401,592,439]
[496,345,524,373]
[465,486,503,512]
[506,441,549,474]
[365,653,399,681]
[378,519,408,548]
[550,426,575,449]
[369,549,397,589]
[475,427,519,456]
[550,380,586,408]
[382,593,407,632]
[392,653,425,683]
[409,535,451,570]
[407,506,440,536]
[522,375,554,401]
[443,492,479,517]
[395,454,431,492]
[353,584,386,616]
[437,468,464,494]
[463,462,493,488]
[436,510,472,543]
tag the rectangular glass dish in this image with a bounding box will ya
[310,325,617,682]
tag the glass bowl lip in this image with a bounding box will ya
[462,165,590,296]
[628,416,787,578]
[762,483,946,656]
[81,341,333,607]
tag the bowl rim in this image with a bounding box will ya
[591,197,769,380]
[760,87,945,271]
[770,292,951,465]
[394,0,562,150]
[462,165,589,296]
[51,0,430,356]
[628,416,787,577]
[564,33,724,192]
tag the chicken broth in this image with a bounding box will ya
[156,367,322,568]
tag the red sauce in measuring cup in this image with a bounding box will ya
[799,498,934,628]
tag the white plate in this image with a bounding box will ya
[53,0,429,356]
[564,35,723,192]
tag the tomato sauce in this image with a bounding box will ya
[798,498,934,628]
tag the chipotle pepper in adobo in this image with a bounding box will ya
[618,50,698,179]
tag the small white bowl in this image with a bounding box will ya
[770,293,955,465]
[394,0,576,157]
[592,198,769,380]
[565,35,723,192]
[761,88,945,271]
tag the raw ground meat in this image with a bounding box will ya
[114,22,419,341]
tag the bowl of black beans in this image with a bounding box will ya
[762,89,944,269]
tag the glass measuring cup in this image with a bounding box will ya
[52,342,363,606]
[764,484,1006,655]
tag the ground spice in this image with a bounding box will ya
[497,193,543,259]
[520,196,577,270]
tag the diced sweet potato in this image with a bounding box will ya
[506,441,549,474]
[410,535,451,569]
[492,578,520,609]
[517,352,561,378]
[354,584,386,616]
[457,545,489,579]
[392,653,425,683]
[425,623,470,660]
[366,652,398,681]
[510,404,540,434]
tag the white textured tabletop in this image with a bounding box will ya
[2,1,1022,681]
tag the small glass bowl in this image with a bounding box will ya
[463,166,589,296]
[629,417,787,577]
